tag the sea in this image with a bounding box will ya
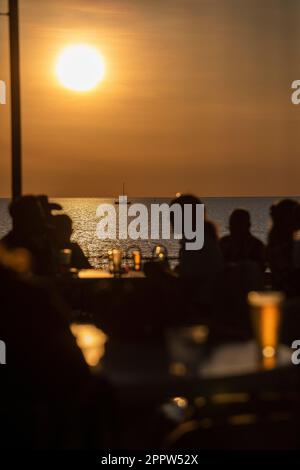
[1,197,299,268]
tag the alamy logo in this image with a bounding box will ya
[0,80,6,105]
[0,340,6,365]
[291,340,300,365]
[96,197,205,251]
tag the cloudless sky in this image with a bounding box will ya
[0,0,300,197]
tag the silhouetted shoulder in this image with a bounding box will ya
[205,220,219,241]
[70,242,91,269]
[220,234,231,245]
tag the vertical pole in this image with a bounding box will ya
[9,0,22,200]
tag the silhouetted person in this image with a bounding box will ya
[211,264,263,343]
[267,199,300,289]
[170,195,223,308]
[211,210,265,344]
[1,195,57,275]
[220,209,265,271]
[53,214,91,269]
[171,194,223,277]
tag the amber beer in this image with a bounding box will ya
[248,291,284,369]
[132,250,141,271]
[112,248,123,274]
[59,248,72,273]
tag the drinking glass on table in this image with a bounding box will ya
[248,291,284,370]
[153,245,168,261]
[132,250,142,271]
[59,248,72,273]
[107,249,114,273]
[127,246,142,271]
[112,249,123,275]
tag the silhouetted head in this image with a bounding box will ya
[172,194,202,207]
[229,209,251,237]
[9,195,46,235]
[37,195,62,218]
[53,214,73,246]
[170,194,203,234]
[270,199,300,238]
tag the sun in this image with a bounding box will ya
[55,44,106,92]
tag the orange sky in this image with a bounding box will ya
[1,0,300,197]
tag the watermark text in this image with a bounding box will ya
[0,80,6,105]
[96,197,205,251]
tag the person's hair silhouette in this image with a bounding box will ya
[229,209,250,237]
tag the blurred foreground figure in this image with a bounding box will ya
[0,245,116,449]
[220,209,265,271]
